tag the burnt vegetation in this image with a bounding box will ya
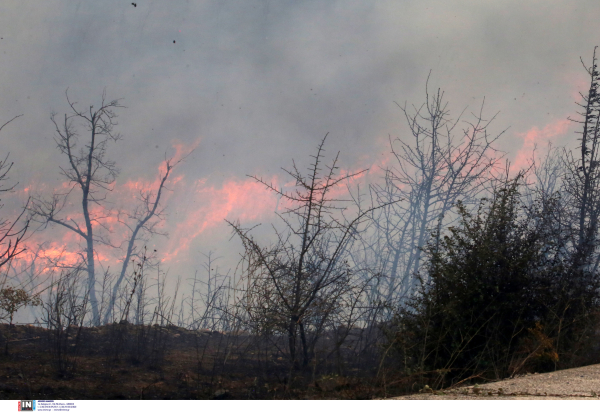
[1,50,600,400]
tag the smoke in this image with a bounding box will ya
[1,0,600,310]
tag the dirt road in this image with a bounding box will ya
[390,363,600,400]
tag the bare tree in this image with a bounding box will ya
[29,91,123,324]
[563,46,600,272]
[102,157,181,324]
[30,91,182,325]
[229,135,386,370]
[186,252,232,331]
[522,144,563,206]
[0,115,29,272]
[360,77,505,303]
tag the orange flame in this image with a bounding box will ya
[513,119,571,172]
[161,177,282,262]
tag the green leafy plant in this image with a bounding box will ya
[0,286,42,326]
[389,175,600,388]
[0,286,42,355]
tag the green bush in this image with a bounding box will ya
[0,286,42,326]
[390,177,600,387]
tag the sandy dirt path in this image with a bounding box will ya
[389,363,600,400]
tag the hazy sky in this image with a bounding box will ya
[1,0,599,282]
